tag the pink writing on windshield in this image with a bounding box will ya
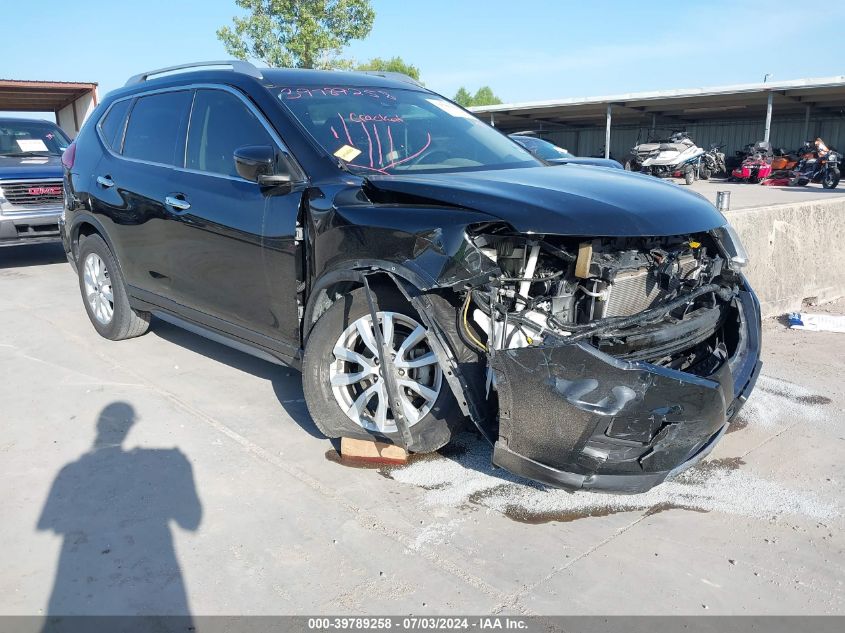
[348,113,404,124]
[279,87,396,100]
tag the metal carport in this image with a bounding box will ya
[471,76,845,160]
[0,79,99,137]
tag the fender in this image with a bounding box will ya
[65,212,121,270]
[303,260,435,340]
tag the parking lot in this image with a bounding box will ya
[688,179,845,209]
[0,241,843,616]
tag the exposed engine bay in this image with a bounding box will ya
[465,226,741,375]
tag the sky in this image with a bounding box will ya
[2,0,844,118]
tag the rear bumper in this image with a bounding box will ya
[490,288,762,493]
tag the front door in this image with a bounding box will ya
[161,88,302,353]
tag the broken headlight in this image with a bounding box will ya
[712,223,748,270]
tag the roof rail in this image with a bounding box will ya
[124,60,263,86]
[356,70,423,88]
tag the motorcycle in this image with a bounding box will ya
[762,140,841,189]
[789,141,840,189]
[632,131,706,185]
[731,140,773,183]
[700,143,726,179]
[771,147,799,171]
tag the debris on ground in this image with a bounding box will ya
[788,312,845,333]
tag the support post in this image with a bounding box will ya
[763,92,773,143]
[490,113,495,127]
[803,105,811,141]
[651,113,656,135]
[604,104,612,159]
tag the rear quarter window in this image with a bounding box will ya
[123,91,191,166]
[98,100,131,151]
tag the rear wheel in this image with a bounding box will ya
[700,166,711,180]
[77,234,150,340]
[823,167,840,189]
[302,287,467,452]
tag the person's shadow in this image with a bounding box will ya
[37,402,201,622]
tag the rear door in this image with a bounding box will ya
[161,87,302,353]
[89,90,192,295]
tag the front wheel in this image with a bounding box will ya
[823,167,840,189]
[700,166,712,180]
[684,166,695,185]
[302,287,467,452]
[77,234,150,340]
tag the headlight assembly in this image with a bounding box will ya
[712,223,748,269]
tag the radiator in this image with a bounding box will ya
[603,256,697,317]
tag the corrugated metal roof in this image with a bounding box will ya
[0,79,98,113]
[470,75,845,113]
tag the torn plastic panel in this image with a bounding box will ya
[306,184,502,292]
[490,290,761,492]
[387,273,497,446]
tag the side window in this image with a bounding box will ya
[123,91,191,166]
[98,99,131,151]
[186,89,274,178]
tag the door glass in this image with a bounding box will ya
[186,89,274,178]
[123,91,191,166]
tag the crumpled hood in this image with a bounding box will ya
[366,165,726,237]
[0,155,63,181]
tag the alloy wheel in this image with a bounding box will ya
[83,253,114,325]
[329,311,442,434]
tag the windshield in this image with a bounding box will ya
[511,136,574,160]
[275,86,540,174]
[0,120,70,157]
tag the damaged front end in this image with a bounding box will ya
[461,224,761,493]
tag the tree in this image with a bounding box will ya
[217,0,375,70]
[472,86,502,107]
[356,56,421,81]
[452,86,503,107]
[453,87,473,107]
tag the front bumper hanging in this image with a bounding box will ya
[489,290,762,493]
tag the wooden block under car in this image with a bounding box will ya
[340,437,408,464]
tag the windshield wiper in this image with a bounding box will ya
[4,151,58,157]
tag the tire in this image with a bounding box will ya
[700,166,711,180]
[624,159,638,171]
[77,234,150,341]
[302,286,471,453]
[684,166,695,185]
[823,167,840,189]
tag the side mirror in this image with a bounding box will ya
[233,145,293,189]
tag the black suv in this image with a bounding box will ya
[61,61,761,493]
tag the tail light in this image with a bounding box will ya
[61,142,76,170]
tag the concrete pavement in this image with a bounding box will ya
[1,243,844,616]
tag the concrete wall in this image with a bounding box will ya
[726,196,845,317]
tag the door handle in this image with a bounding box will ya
[164,195,191,211]
[96,175,115,188]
